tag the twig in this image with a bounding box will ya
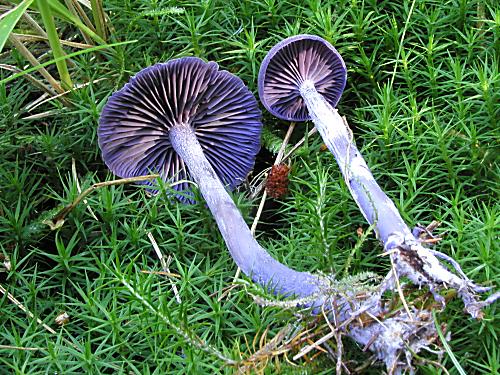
[147,232,181,303]
[45,174,160,230]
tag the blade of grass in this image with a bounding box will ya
[37,0,72,89]
[0,0,34,53]
[44,0,105,44]
[90,0,107,41]
[432,310,467,375]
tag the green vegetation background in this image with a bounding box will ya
[0,0,498,373]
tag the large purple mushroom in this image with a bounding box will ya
[98,56,327,298]
[99,57,261,202]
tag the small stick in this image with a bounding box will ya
[147,232,181,304]
[46,174,160,230]
[234,123,296,281]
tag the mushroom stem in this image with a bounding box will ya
[299,80,412,245]
[298,81,495,318]
[169,123,325,298]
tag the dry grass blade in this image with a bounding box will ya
[12,33,94,49]
[233,123,296,282]
[147,232,182,303]
[22,10,47,36]
[7,33,65,94]
[72,158,99,221]
[24,77,107,112]
[0,345,42,351]
[281,126,318,164]
[0,284,56,334]
[0,63,58,97]
[21,109,60,120]
[140,270,180,277]
[390,255,414,321]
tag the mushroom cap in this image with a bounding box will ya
[258,35,347,122]
[98,57,262,201]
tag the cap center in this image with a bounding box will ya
[299,79,316,96]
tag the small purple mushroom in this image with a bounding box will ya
[258,35,411,247]
[258,34,346,122]
[258,35,496,320]
[98,57,326,299]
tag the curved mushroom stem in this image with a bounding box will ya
[298,80,495,318]
[169,123,326,299]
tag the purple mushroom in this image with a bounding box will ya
[258,35,496,318]
[98,57,327,299]
[99,57,261,202]
[258,35,412,250]
[257,35,500,370]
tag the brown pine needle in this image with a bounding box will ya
[0,345,41,351]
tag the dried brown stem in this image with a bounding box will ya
[45,174,160,230]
